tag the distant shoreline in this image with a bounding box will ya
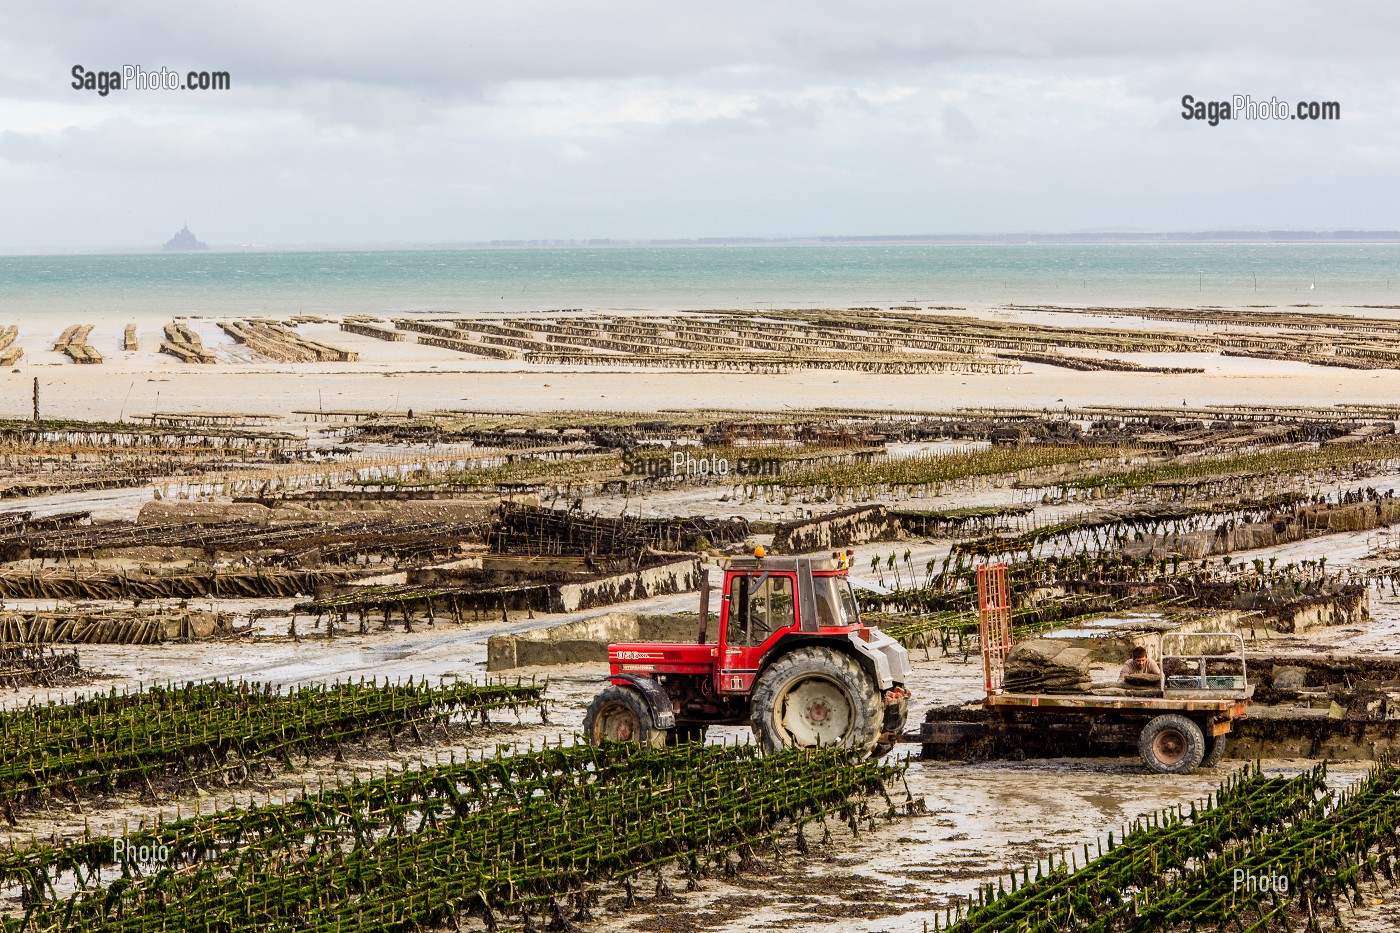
[9,231,1400,257]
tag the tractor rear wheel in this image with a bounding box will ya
[750,647,883,755]
[583,685,667,750]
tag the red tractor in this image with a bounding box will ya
[583,548,911,756]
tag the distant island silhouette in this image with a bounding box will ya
[162,224,209,252]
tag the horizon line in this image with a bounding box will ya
[6,228,1400,256]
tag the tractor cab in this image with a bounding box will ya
[710,549,870,694]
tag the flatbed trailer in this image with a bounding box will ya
[985,689,1248,717]
[921,564,1253,773]
[985,692,1249,721]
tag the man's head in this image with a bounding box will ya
[1131,646,1150,669]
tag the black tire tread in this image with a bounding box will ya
[1201,731,1230,768]
[583,684,667,750]
[1138,713,1206,774]
[750,646,882,755]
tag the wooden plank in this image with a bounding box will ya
[986,692,1246,714]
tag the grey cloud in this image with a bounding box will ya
[2,2,1399,249]
[13,1,1400,103]
[939,105,976,141]
[0,130,56,163]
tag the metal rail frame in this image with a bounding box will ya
[977,562,1013,694]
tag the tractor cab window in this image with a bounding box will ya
[731,573,794,646]
[811,575,861,627]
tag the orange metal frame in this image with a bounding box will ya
[976,563,1013,694]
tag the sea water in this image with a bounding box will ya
[1,242,1399,320]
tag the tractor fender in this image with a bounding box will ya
[847,629,912,690]
[608,674,677,730]
[759,633,908,693]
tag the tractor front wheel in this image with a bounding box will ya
[583,685,667,749]
[750,647,883,755]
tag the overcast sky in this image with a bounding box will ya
[2,2,1398,250]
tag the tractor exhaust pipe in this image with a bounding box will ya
[697,567,711,644]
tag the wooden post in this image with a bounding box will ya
[32,378,39,424]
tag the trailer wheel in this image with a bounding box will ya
[1201,732,1230,768]
[1138,714,1206,773]
[751,647,882,755]
[583,685,667,750]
